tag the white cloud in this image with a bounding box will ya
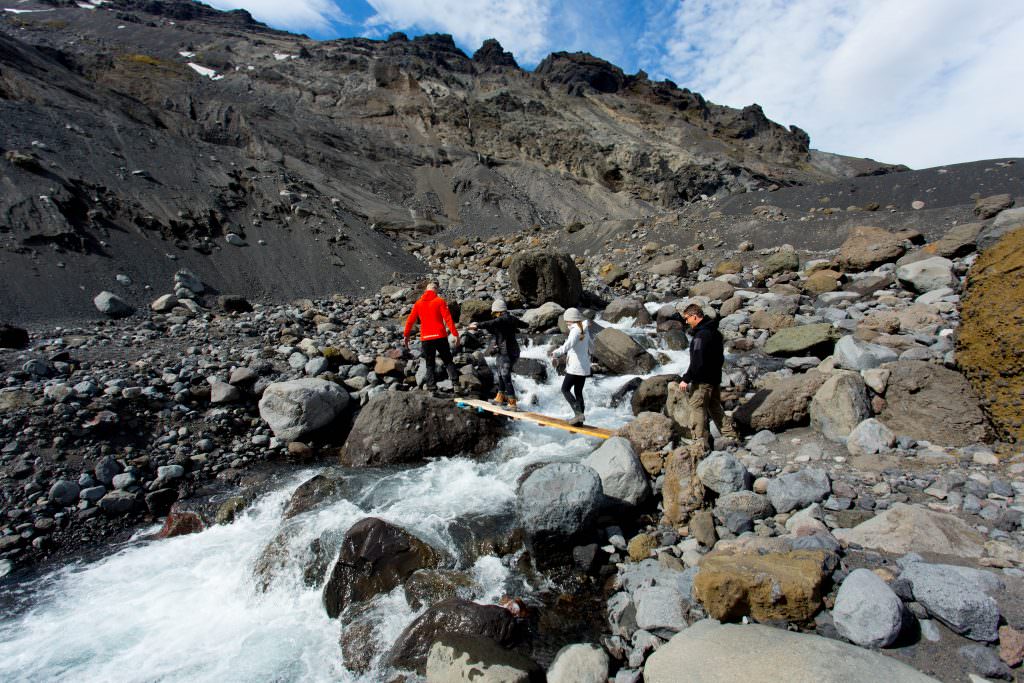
[364,0,555,64]
[204,0,348,35]
[653,0,1024,168]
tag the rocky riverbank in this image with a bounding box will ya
[2,198,1024,681]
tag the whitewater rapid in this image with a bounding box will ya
[0,309,689,682]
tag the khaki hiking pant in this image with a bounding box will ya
[688,384,736,454]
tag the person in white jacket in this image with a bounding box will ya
[549,307,592,425]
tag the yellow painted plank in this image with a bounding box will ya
[454,398,615,439]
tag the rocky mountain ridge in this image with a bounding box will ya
[1,0,905,322]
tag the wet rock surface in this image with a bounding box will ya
[322,517,443,618]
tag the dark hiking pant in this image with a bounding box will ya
[561,373,586,414]
[422,338,458,388]
[688,383,736,454]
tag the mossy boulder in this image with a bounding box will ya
[957,228,1024,442]
[764,323,836,358]
[693,549,831,623]
[761,250,799,277]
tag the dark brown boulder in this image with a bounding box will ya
[508,251,582,307]
[879,361,993,446]
[217,294,253,313]
[974,193,1014,219]
[283,474,346,520]
[733,371,829,433]
[154,510,204,539]
[835,226,922,271]
[322,517,442,618]
[386,598,527,674]
[592,328,657,375]
[631,373,682,415]
[340,392,504,467]
[0,324,28,349]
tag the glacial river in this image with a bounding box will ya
[0,311,690,682]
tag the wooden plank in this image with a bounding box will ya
[454,398,615,439]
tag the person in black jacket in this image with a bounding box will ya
[678,303,737,454]
[469,299,529,410]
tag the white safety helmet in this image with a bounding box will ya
[563,307,583,322]
[491,299,508,313]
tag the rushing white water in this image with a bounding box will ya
[0,313,689,683]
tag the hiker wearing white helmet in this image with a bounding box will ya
[549,307,592,425]
[468,299,529,409]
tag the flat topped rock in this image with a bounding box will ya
[833,502,986,558]
[644,620,938,683]
[764,323,836,357]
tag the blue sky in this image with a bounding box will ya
[206,0,1024,169]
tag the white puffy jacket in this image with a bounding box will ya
[552,320,592,376]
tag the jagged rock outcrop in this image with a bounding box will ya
[0,1,871,321]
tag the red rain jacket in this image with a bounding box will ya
[403,290,458,342]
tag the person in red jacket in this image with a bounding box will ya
[403,282,463,395]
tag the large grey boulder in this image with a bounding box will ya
[809,372,870,442]
[766,468,831,514]
[93,291,134,318]
[583,437,650,507]
[714,491,774,522]
[150,294,178,313]
[258,378,350,442]
[508,251,583,307]
[593,328,657,375]
[832,503,986,557]
[896,256,956,293]
[340,392,502,467]
[832,335,898,371]
[426,635,543,683]
[833,568,904,648]
[761,250,799,276]
[517,463,602,568]
[974,193,1014,219]
[689,280,735,301]
[48,479,80,506]
[976,207,1024,251]
[98,490,139,515]
[846,418,896,457]
[696,453,748,495]
[604,298,652,325]
[835,226,919,272]
[522,301,565,330]
[925,222,983,258]
[645,620,937,682]
[901,562,1002,642]
[547,643,609,683]
[634,584,687,633]
[647,257,688,277]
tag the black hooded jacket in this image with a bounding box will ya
[681,316,724,386]
[477,312,529,357]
